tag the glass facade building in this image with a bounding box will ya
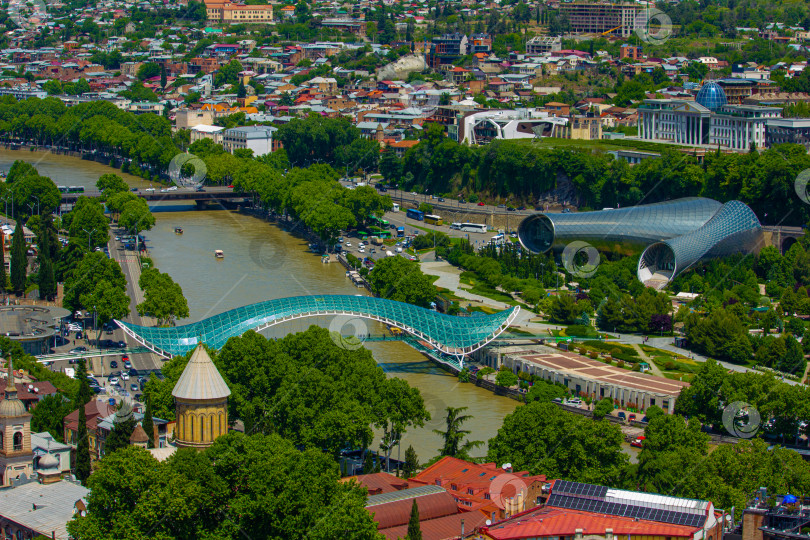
[695,81,728,111]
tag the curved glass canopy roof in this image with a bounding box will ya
[116,295,520,359]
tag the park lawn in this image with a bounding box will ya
[467,305,500,315]
[435,287,466,303]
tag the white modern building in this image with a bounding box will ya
[458,109,568,145]
[638,82,782,150]
[190,124,224,145]
[709,104,781,150]
[222,125,279,157]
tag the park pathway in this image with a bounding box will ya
[630,343,665,377]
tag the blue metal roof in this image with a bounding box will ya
[116,295,519,359]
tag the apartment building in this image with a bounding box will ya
[558,2,641,38]
[222,125,280,156]
[205,0,274,24]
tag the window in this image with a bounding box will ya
[13,431,22,451]
[0,431,3,449]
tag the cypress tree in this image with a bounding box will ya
[401,445,420,479]
[361,450,375,474]
[406,499,423,540]
[237,80,247,99]
[38,257,56,300]
[142,394,155,449]
[76,405,91,484]
[0,232,7,294]
[105,416,136,455]
[160,65,167,90]
[10,221,26,296]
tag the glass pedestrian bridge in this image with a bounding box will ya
[116,295,520,360]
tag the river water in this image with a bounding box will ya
[0,147,521,463]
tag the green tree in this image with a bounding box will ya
[74,359,92,485]
[105,412,136,456]
[10,220,27,295]
[434,406,483,460]
[160,64,167,90]
[66,197,109,249]
[137,268,189,326]
[67,434,382,539]
[118,198,156,240]
[417,202,433,214]
[137,62,161,81]
[368,256,436,307]
[592,398,614,420]
[142,394,155,449]
[487,401,627,485]
[31,393,73,442]
[237,80,247,99]
[401,445,419,479]
[525,380,567,403]
[37,257,56,300]
[96,173,129,200]
[406,499,423,540]
[495,369,519,388]
[63,252,127,313]
[81,280,130,344]
[635,413,709,494]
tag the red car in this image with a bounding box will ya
[227,185,234,188]
[477,202,485,206]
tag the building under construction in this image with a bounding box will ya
[558,2,642,38]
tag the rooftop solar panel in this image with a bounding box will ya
[546,494,707,528]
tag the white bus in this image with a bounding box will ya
[450,222,462,230]
[490,234,506,246]
[392,203,400,212]
[460,223,487,233]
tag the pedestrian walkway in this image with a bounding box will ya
[420,261,512,310]
[630,343,664,377]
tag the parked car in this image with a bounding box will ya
[507,207,516,212]
[628,414,637,422]
[497,204,506,208]
[437,197,445,202]
[123,360,132,369]
[478,202,485,206]
[618,412,627,421]
[130,383,139,392]
[108,376,120,385]
[121,372,130,381]
[109,360,118,369]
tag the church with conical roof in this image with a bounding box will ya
[0,359,33,487]
[172,345,230,449]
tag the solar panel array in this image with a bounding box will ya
[547,482,707,529]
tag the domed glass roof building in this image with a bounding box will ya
[695,81,727,111]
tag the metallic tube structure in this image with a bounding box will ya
[637,200,763,289]
[517,198,723,255]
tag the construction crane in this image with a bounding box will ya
[601,25,623,36]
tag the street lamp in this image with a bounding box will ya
[82,228,96,251]
[31,195,39,216]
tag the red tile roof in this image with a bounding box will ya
[410,457,546,516]
[341,472,414,495]
[0,380,57,402]
[63,400,116,432]
[482,506,702,539]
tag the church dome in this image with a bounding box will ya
[39,453,59,470]
[696,81,727,111]
[0,395,26,418]
[172,345,230,401]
